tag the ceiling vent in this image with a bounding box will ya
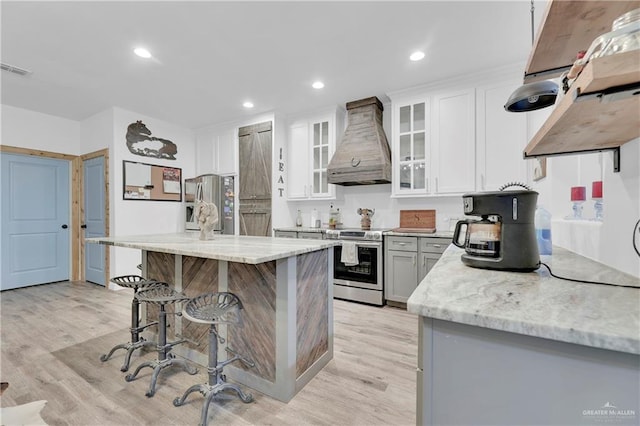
[1,62,32,76]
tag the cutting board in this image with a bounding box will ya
[399,209,436,229]
[391,227,436,233]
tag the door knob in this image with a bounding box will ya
[61,224,68,229]
[81,224,87,229]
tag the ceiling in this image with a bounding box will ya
[1,1,546,130]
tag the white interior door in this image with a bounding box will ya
[1,153,70,290]
[83,156,106,285]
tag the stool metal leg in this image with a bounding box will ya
[100,288,159,371]
[126,303,198,397]
[173,325,252,426]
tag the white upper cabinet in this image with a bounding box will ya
[215,126,237,176]
[432,89,476,194]
[394,99,430,194]
[195,125,237,176]
[391,88,475,197]
[475,80,528,191]
[287,108,343,200]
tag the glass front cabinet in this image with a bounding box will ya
[287,107,344,200]
[396,100,430,194]
[391,88,476,197]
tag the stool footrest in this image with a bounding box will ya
[225,347,255,368]
[136,321,159,333]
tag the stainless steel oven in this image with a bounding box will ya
[326,229,385,306]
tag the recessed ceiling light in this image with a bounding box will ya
[312,81,325,89]
[243,101,254,109]
[133,47,152,59]
[409,51,425,61]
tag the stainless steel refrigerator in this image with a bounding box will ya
[184,174,235,234]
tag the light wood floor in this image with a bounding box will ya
[0,281,418,425]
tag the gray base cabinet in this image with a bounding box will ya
[274,230,297,238]
[418,318,640,425]
[274,230,324,240]
[385,236,448,303]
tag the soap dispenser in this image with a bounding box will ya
[296,209,303,227]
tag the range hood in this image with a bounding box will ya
[327,96,391,186]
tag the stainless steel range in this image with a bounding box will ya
[325,228,387,306]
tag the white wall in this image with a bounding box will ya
[80,108,114,155]
[534,140,639,278]
[1,105,81,154]
[529,99,639,278]
[110,107,196,279]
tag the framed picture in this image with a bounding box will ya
[533,158,547,181]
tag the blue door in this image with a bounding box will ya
[84,156,106,285]
[1,153,70,290]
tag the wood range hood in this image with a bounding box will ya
[327,96,392,186]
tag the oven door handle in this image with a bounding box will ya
[338,241,381,248]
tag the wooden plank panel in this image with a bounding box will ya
[181,256,219,352]
[146,252,177,339]
[228,261,277,382]
[525,52,640,157]
[296,250,328,377]
[524,0,639,82]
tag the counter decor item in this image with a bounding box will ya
[569,186,586,220]
[296,209,303,227]
[328,204,341,229]
[357,208,375,230]
[195,201,219,241]
[310,208,320,228]
[592,181,603,221]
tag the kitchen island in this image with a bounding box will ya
[408,245,640,425]
[88,233,336,402]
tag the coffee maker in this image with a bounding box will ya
[452,189,540,271]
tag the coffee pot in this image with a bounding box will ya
[453,217,501,258]
[452,187,540,271]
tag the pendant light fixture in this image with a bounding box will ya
[504,0,559,112]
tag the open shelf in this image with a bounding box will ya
[524,1,639,83]
[524,50,640,159]
[522,0,640,170]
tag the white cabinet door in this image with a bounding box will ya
[287,121,310,199]
[195,132,215,175]
[393,99,431,195]
[215,127,237,176]
[310,120,333,198]
[432,89,476,194]
[476,81,528,191]
[286,109,340,201]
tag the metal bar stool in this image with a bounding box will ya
[125,284,198,397]
[100,275,163,372]
[173,292,254,426]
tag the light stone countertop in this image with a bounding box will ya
[87,233,337,264]
[407,245,640,355]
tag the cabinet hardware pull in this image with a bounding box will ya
[397,242,407,246]
[351,157,361,167]
[435,177,439,192]
[433,244,441,248]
